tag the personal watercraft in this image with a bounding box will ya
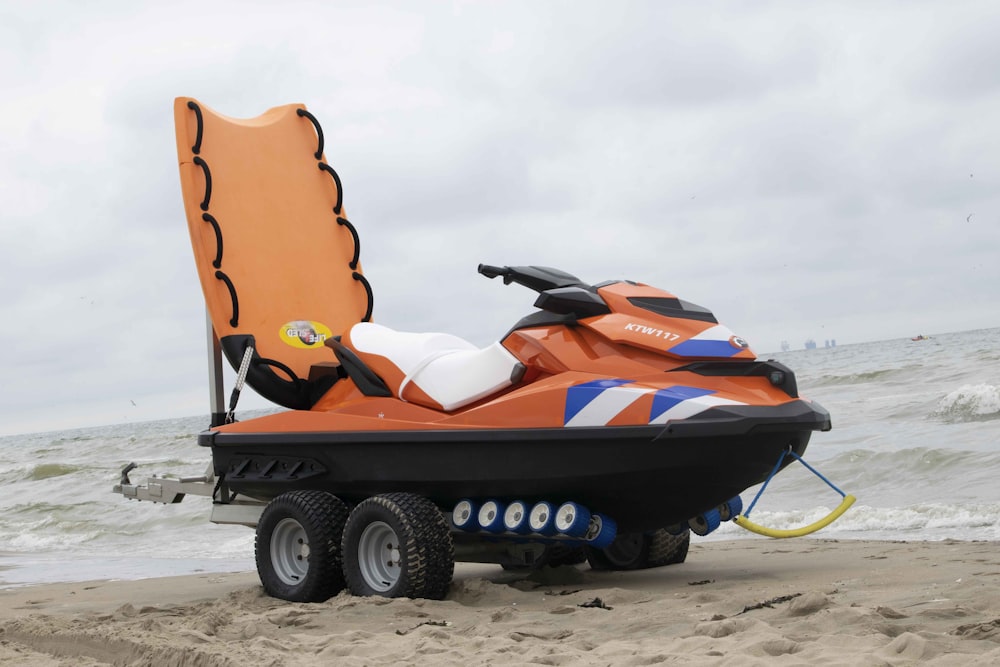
[115,98,836,604]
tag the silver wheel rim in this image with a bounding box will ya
[358,520,402,592]
[271,517,310,586]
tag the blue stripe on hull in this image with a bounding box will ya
[563,379,634,425]
[649,386,715,423]
[668,339,740,358]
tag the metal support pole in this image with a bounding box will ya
[206,309,227,427]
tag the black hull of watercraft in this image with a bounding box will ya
[203,401,830,533]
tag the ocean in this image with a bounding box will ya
[1,327,997,588]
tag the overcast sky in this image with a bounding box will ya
[2,1,998,436]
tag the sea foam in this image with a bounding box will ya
[932,383,1000,422]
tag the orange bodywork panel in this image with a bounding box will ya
[174,98,370,404]
[591,282,757,361]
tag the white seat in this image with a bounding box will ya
[347,322,523,411]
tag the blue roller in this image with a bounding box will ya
[689,508,722,536]
[719,495,743,521]
[528,501,557,535]
[503,500,531,534]
[477,499,506,533]
[585,513,617,549]
[554,501,592,538]
[451,499,479,531]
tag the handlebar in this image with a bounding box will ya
[477,264,587,293]
[477,264,512,283]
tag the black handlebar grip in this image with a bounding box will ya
[478,264,506,279]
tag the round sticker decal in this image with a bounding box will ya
[279,320,333,349]
[729,335,750,349]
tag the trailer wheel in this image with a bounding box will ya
[586,528,690,570]
[342,493,454,600]
[255,490,349,602]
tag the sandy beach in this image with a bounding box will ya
[2,539,999,666]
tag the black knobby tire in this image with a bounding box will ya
[255,490,350,603]
[645,528,690,567]
[586,531,648,571]
[586,528,690,571]
[342,493,455,600]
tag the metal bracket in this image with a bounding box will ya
[113,461,267,526]
[113,462,217,504]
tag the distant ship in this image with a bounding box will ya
[804,339,817,350]
[780,340,790,352]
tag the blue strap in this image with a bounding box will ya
[786,450,848,498]
[744,447,846,518]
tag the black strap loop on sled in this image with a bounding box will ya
[214,270,239,327]
[337,217,361,270]
[318,163,344,215]
[202,213,223,268]
[296,108,325,159]
[254,356,300,383]
[193,156,212,211]
[296,108,372,320]
[352,271,374,322]
[187,100,204,154]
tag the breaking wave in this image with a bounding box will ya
[932,384,1000,423]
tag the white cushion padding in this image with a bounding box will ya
[348,322,521,411]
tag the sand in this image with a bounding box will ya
[2,539,999,666]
